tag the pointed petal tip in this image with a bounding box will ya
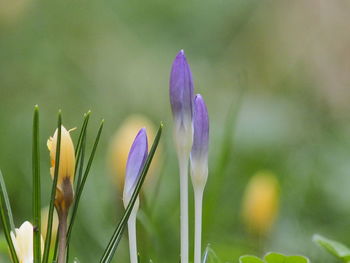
[195,94,203,101]
[175,49,186,59]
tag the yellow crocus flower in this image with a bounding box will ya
[241,171,279,236]
[47,125,75,211]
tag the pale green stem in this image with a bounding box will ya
[127,209,138,263]
[179,154,189,263]
[194,189,204,263]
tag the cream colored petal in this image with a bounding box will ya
[47,126,76,191]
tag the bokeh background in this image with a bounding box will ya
[1,0,350,262]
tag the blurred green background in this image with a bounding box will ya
[1,0,350,262]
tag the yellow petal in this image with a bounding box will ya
[241,171,280,236]
[107,115,161,193]
[47,125,76,192]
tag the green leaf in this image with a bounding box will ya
[239,253,309,263]
[74,111,90,185]
[313,234,350,261]
[42,112,62,263]
[239,255,264,263]
[32,105,41,263]
[99,123,163,263]
[66,119,104,244]
[0,170,19,263]
[264,252,309,263]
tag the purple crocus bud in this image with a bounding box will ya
[191,94,209,190]
[123,128,148,208]
[170,50,194,152]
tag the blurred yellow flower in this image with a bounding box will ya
[10,221,44,263]
[241,171,279,236]
[41,206,59,245]
[108,115,160,193]
[47,125,76,211]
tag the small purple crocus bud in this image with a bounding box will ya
[123,128,148,209]
[191,94,209,190]
[170,50,194,154]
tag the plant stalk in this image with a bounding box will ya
[194,189,204,263]
[179,154,189,263]
[127,209,138,263]
[57,209,68,263]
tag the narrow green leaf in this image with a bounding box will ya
[0,170,19,263]
[66,132,86,262]
[75,127,87,192]
[75,111,91,156]
[99,123,163,263]
[53,231,59,262]
[32,105,41,263]
[67,119,104,244]
[74,111,90,183]
[42,112,62,263]
[313,234,350,261]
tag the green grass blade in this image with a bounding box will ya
[42,112,62,263]
[74,111,91,184]
[66,124,88,262]
[66,119,104,244]
[32,105,41,263]
[75,111,91,156]
[53,232,59,262]
[75,128,87,191]
[0,170,19,263]
[99,123,163,263]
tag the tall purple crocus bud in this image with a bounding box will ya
[123,128,148,208]
[170,49,194,154]
[191,94,209,189]
[123,128,148,263]
[170,50,194,263]
[190,94,209,263]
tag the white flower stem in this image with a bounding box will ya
[194,189,204,263]
[127,210,138,263]
[179,155,189,263]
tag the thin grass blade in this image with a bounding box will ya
[67,119,104,243]
[42,112,62,263]
[0,170,19,263]
[75,127,87,191]
[66,123,88,261]
[74,111,90,183]
[32,105,41,263]
[99,123,163,263]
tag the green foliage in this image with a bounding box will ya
[32,105,41,263]
[42,112,62,263]
[313,234,350,262]
[239,253,309,263]
[0,171,18,263]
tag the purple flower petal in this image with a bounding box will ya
[123,128,148,202]
[169,50,194,129]
[191,94,209,161]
